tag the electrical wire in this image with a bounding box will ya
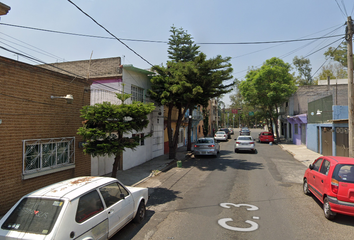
[67,0,154,67]
[335,0,347,18]
[0,22,344,45]
[310,40,345,78]
[341,0,348,16]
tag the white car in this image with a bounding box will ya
[194,137,220,157]
[235,136,256,153]
[0,176,148,240]
[214,131,228,141]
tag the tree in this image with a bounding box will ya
[239,57,297,142]
[168,25,200,62]
[292,56,314,85]
[167,26,200,151]
[77,91,155,177]
[314,62,347,81]
[324,42,353,68]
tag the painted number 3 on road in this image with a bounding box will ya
[218,203,259,232]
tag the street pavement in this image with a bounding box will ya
[115,142,322,187]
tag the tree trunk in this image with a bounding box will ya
[111,153,121,178]
[274,105,281,143]
[187,107,192,151]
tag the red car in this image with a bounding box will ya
[303,156,354,220]
[258,132,274,143]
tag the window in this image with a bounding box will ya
[131,85,144,102]
[76,190,104,223]
[313,158,323,172]
[99,182,130,208]
[334,164,354,183]
[319,160,330,175]
[140,133,145,146]
[2,198,64,235]
[23,137,75,174]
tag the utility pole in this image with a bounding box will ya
[347,16,354,157]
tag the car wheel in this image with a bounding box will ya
[323,197,336,220]
[133,201,146,223]
[303,179,310,195]
[235,149,237,153]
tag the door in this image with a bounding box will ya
[321,127,332,156]
[307,158,323,198]
[301,124,306,145]
[99,182,134,237]
[336,127,349,157]
[315,159,331,197]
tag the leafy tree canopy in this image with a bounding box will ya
[324,42,354,68]
[292,56,314,86]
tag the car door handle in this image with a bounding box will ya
[321,180,323,183]
[313,176,315,178]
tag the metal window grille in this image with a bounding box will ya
[131,85,144,102]
[23,137,75,174]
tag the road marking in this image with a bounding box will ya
[218,203,259,232]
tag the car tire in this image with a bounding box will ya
[323,197,336,220]
[133,201,146,224]
[235,149,237,153]
[303,179,310,195]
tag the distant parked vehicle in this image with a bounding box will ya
[235,136,256,153]
[303,156,354,220]
[228,128,234,135]
[258,132,274,143]
[239,128,251,136]
[219,128,231,139]
[0,176,148,240]
[215,131,228,141]
[194,137,220,157]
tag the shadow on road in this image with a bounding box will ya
[147,187,181,206]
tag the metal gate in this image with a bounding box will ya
[321,127,332,156]
[336,127,349,157]
[301,124,306,145]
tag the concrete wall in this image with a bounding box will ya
[0,57,91,215]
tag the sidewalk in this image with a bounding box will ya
[113,146,192,186]
[278,143,322,167]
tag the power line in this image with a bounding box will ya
[335,0,347,17]
[67,0,154,67]
[0,22,344,45]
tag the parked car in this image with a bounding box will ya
[303,156,354,220]
[239,128,251,136]
[219,128,231,139]
[258,132,274,143]
[235,136,256,153]
[214,131,228,141]
[228,128,234,135]
[194,137,220,157]
[0,176,148,240]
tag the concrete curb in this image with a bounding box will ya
[132,152,192,187]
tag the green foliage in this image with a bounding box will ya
[324,42,352,68]
[77,100,155,157]
[292,56,314,86]
[168,25,200,62]
[314,62,347,81]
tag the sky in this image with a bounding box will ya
[1,0,353,107]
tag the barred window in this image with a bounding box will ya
[23,137,75,174]
[131,85,144,102]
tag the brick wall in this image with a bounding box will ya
[0,57,91,215]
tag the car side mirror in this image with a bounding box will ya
[309,164,314,170]
[120,193,125,199]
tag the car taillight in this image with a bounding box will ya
[331,178,339,194]
[208,145,215,147]
[236,141,241,144]
[194,145,198,148]
[224,135,226,137]
[250,142,254,144]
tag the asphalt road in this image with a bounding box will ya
[112,129,354,240]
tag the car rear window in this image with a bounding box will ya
[238,137,252,141]
[216,131,225,134]
[1,198,64,235]
[197,139,213,143]
[333,164,354,183]
[262,133,272,136]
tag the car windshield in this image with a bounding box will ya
[333,164,354,183]
[238,137,252,141]
[197,139,214,143]
[1,197,64,235]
